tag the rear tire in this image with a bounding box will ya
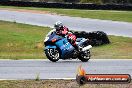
[78,50,90,62]
[45,48,59,62]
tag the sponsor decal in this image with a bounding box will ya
[76,65,131,85]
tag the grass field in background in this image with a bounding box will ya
[0,21,132,59]
[0,6,132,22]
[0,21,50,59]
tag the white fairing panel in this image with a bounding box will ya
[44,29,56,42]
[82,45,92,51]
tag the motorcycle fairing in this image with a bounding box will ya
[47,33,63,42]
[55,38,75,58]
[45,45,57,50]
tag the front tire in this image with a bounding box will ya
[45,48,60,62]
[78,50,90,62]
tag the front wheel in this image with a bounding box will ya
[45,48,60,62]
[78,50,90,62]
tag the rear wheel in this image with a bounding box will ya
[78,50,90,62]
[45,48,59,62]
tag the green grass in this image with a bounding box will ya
[0,6,132,22]
[0,21,51,59]
[92,36,132,59]
[0,21,132,59]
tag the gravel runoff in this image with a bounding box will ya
[0,80,132,88]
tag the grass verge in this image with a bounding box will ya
[0,20,132,59]
[0,20,50,59]
[0,80,132,88]
[0,6,132,22]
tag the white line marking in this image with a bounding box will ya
[0,78,76,80]
[0,59,132,61]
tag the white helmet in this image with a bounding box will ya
[54,21,63,30]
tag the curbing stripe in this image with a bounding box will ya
[0,78,76,80]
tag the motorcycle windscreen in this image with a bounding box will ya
[47,32,62,42]
[55,38,75,59]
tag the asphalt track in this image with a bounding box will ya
[0,10,132,37]
[0,59,132,80]
[0,10,132,80]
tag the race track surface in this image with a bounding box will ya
[0,10,132,37]
[0,59,132,80]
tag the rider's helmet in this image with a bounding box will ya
[54,21,63,33]
[68,33,76,44]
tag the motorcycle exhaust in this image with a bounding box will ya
[82,45,92,51]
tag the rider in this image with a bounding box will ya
[54,21,81,51]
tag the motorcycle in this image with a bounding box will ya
[44,31,92,62]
